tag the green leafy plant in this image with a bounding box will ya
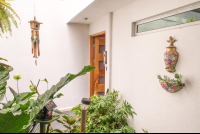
[180,17,196,24]
[0,58,12,102]
[157,73,185,93]
[0,65,95,133]
[142,129,148,133]
[53,115,80,133]
[0,0,20,36]
[54,90,136,133]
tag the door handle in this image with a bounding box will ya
[103,51,107,66]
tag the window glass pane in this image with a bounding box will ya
[98,76,105,84]
[99,45,105,53]
[137,7,200,33]
[99,61,104,69]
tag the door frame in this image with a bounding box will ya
[90,31,106,96]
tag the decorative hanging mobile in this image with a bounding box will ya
[28,1,43,65]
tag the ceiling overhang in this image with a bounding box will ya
[67,0,135,24]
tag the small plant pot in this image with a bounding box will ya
[159,79,185,93]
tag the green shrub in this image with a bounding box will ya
[55,90,136,133]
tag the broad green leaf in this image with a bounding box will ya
[64,125,71,129]
[142,128,148,133]
[0,107,14,114]
[22,65,95,130]
[12,110,22,116]
[53,109,68,115]
[62,115,69,121]
[0,81,6,101]
[62,116,75,125]
[0,65,13,101]
[9,87,21,103]
[53,129,63,133]
[19,92,37,100]
[12,99,29,113]
[53,93,64,99]
[27,99,34,107]
[0,112,30,133]
[2,98,16,109]
[56,119,65,124]
[19,104,29,111]
[0,102,6,105]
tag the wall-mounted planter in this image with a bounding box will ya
[164,37,179,73]
[157,74,185,93]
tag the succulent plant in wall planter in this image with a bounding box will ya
[157,74,185,93]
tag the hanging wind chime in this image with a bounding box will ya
[28,2,43,65]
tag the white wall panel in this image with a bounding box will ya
[0,0,90,109]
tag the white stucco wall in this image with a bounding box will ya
[66,0,95,23]
[90,0,200,133]
[0,0,90,109]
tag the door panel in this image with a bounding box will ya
[90,36,105,96]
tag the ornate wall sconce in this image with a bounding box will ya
[164,37,179,73]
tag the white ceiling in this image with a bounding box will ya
[67,0,135,24]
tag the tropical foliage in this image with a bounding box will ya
[54,90,136,133]
[0,57,12,102]
[0,0,20,36]
[0,64,95,133]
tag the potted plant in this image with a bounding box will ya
[157,74,185,93]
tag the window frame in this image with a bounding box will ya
[134,1,200,36]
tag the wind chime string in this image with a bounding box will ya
[34,0,35,17]
[34,0,37,66]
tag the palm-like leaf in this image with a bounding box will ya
[0,0,20,36]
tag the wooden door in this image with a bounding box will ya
[90,36,105,96]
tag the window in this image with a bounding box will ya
[136,8,200,33]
